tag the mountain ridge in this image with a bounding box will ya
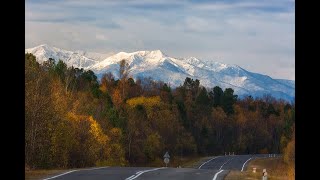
[25,44,295,102]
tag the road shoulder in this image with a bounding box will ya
[25,169,71,180]
[224,157,289,180]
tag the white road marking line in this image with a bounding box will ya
[42,166,109,180]
[212,170,224,180]
[241,157,253,172]
[42,170,78,180]
[198,156,220,169]
[82,166,109,171]
[126,175,135,179]
[219,157,234,170]
[126,167,166,180]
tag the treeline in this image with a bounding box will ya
[25,53,295,169]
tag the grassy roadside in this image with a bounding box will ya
[179,156,214,168]
[25,169,71,180]
[225,157,291,180]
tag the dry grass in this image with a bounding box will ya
[25,169,70,180]
[179,156,213,168]
[143,156,212,168]
[225,157,293,180]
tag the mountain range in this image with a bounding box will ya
[26,44,295,102]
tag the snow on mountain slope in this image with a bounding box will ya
[25,44,99,68]
[73,50,113,62]
[275,79,295,89]
[25,45,295,102]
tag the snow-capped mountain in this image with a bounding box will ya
[25,45,295,102]
[25,44,110,69]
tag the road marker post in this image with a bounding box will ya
[262,169,268,180]
[253,167,256,173]
[163,151,170,167]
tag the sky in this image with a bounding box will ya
[25,0,295,80]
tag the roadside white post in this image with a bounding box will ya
[253,167,256,173]
[225,152,226,156]
[262,169,267,180]
[232,152,234,156]
[229,152,230,155]
[163,151,170,167]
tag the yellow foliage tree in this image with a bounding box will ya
[143,133,161,161]
[112,88,123,109]
[284,126,295,180]
[126,96,161,108]
[104,128,128,166]
[67,112,110,167]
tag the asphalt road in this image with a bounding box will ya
[42,154,279,180]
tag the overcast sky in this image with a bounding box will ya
[25,0,295,80]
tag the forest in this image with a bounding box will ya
[25,53,295,170]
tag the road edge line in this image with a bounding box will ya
[42,166,109,180]
[219,157,234,170]
[126,167,167,180]
[198,156,220,169]
[126,175,135,180]
[83,166,109,171]
[42,170,78,180]
[241,157,253,172]
[212,170,224,180]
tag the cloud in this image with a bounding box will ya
[193,1,294,12]
[25,0,295,80]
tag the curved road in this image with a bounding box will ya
[42,154,278,180]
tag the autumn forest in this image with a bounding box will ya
[25,53,295,170]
